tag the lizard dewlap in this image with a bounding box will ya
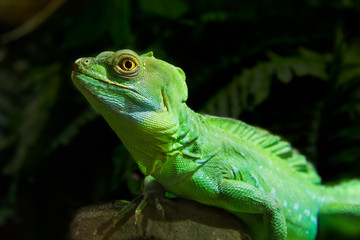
[72,49,360,240]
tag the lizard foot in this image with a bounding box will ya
[112,176,172,227]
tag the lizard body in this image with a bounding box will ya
[72,49,360,240]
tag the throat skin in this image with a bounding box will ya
[100,101,204,177]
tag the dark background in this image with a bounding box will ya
[0,0,360,239]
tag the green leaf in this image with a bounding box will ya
[331,124,360,139]
[202,48,331,118]
[328,147,360,164]
[105,0,131,47]
[61,0,131,50]
[268,48,330,81]
[61,6,107,50]
[139,0,189,19]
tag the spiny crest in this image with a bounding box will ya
[205,115,321,184]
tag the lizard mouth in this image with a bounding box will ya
[72,70,148,101]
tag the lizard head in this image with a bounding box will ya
[72,49,188,126]
[71,49,188,173]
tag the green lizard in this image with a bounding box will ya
[71,49,360,240]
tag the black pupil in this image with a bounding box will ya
[124,60,133,69]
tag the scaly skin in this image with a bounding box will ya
[72,49,360,240]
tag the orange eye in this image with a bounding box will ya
[119,59,136,71]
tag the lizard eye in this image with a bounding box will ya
[119,59,136,71]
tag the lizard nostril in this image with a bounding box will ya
[73,62,79,71]
[73,58,83,71]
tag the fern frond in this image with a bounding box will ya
[202,48,332,118]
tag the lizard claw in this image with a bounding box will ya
[154,197,165,219]
[134,195,147,225]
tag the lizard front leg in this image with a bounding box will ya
[218,179,287,240]
[112,175,168,226]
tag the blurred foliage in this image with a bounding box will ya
[202,48,332,116]
[0,0,359,239]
